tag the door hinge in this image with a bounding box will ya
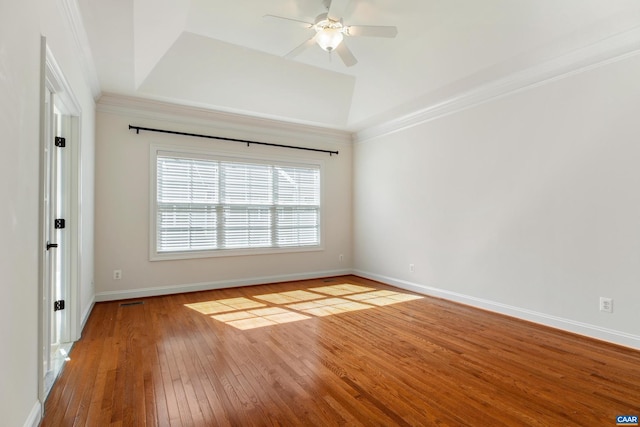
[55,218,66,229]
[54,300,65,311]
[55,136,66,148]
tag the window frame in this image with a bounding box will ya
[149,143,325,261]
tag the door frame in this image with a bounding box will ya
[38,37,83,405]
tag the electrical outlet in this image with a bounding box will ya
[339,254,344,263]
[599,297,613,313]
[409,264,415,273]
[113,270,122,280]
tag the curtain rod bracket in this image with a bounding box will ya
[128,125,339,156]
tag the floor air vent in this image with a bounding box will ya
[120,301,144,307]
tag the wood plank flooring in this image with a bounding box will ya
[42,275,640,426]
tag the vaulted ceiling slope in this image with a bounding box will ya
[78,0,640,131]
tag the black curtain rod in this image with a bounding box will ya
[128,125,339,156]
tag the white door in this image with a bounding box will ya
[39,40,82,404]
[42,89,71,397]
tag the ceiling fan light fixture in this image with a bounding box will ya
[269,6,397,67]
[316,27,344,51]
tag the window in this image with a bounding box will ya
[152,148,322,259]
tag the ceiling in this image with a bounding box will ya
[77,0,640,131]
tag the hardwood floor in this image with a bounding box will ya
[42,275,640,426]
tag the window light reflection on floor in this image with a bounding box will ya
[212,307,311,330]
[185,284,423,330]
[185,297,266,315]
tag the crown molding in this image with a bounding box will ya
[97,93,354,145]
[58,0,101,99]
[355,25,640,144]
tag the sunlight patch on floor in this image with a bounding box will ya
[288,298,372,317]
[308,284,375,296]
[212,307,311,330]
[185,297,266,315]
[346,290,423,306]
[254,290,325,304]
[186,284,423,330]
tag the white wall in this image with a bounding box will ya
[354,53,640,349]
[0,0,95,425]
[94,97,352,300]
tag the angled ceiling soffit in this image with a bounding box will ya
[355,22,640,142]
[137,32,356,129]
[134,0,191,88]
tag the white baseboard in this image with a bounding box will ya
[95,269,352,302]
[93,268,639,350]
[23,401,41,427]
[81,297,95,329]
[354,269,640,351]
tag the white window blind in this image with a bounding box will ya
[155,153,320,256]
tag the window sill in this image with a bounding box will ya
[150,244,323,261]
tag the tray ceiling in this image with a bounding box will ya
[78,0,640,131]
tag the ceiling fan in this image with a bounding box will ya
[265,0,398,67]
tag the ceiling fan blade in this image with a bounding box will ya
[346,25,398,38]
[335,42,357,67]
[263,14,313,28]
[284,34,318,59]
[326,0,351,21]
